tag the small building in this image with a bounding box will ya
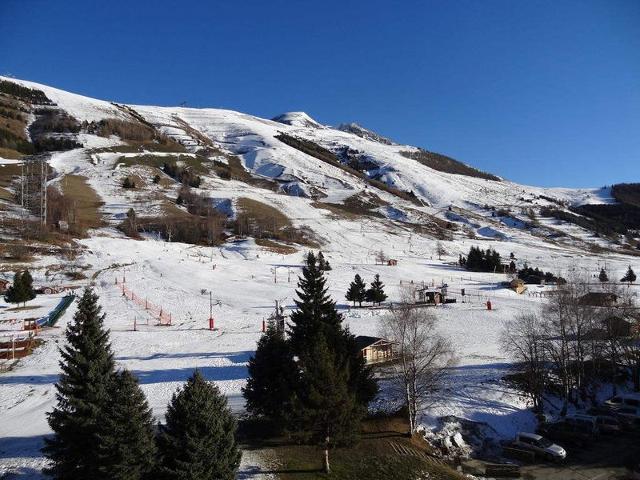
[579,292,618,307]
[414,286,445,305]
[0,279,9,294]
[387,259,398,266]
[355,336,396,365]
[509,278,527,294]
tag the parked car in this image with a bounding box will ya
[615,406,640,431]
[564,414,599,435]
[537,421,593,449]
[512,432,567,461]
[604,393,640,411]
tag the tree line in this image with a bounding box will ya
[345,273,387,307]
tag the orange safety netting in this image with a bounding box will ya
[115,278,172,325]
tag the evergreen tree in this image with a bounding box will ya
[365,274,387,306]
[43,288,116,479]
[345,274,367,307]
[96,370,157,480]
[243,325,297,424]
[289,253,377,442]
[599,268,609,283]
[317,251,332,271]
[621,266,637,283]
[21,269,36,304]
[156,370,241,480]
[4,271,25,305]
[288,252,343,356]
[294,336,360,474]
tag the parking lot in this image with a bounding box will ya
[463,433,640,479]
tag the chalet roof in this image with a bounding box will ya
[579,292,618,306]
[415,287,443,294]
[355,335,392,350]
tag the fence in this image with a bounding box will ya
[0,335,37,360]
[115,278,172,326]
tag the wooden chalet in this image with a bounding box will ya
[579,292,618,307]
[355,336,396,365]
[414,286,446,305]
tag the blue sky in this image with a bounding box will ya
[1,0,638,188]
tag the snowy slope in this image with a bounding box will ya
[0,76,637,478]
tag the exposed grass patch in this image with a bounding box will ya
[400,149,501,181]
[0,163,21,190]
[235,197,318,246]
[60,175,105,232]
[255,238,298,255]
[241,415,463,480]
[312,192,387,219]
[0,147,23,159]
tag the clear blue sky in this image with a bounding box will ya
[1,0,638,188]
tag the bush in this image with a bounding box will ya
[162,162,202,187]
[122,177,136,189]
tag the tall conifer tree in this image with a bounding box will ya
[96,370,157,480]
[288,252,342,355]
[43,288,116,479]
[345,274,367,307]
[243,325,298,425]
[366,274,387,306]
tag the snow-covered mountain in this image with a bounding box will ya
[1,76,638,478]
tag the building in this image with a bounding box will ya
[0,279,9,294]
[579,292,618,307]
[509,278,527,294]
[355,336,396,365]
[414,286,445,305]
[387,259,398,266]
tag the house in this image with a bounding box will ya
[585,315,638,340]
[355,336,396,365]
[509,278,527,294]
[387,259,398,266]
[0,279,9,294]
[414,286,445,305]
[579,292,618,307]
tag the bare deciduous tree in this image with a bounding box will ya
[501,312,548,413]
[382,299,456,434]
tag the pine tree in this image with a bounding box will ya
[289,252,343,355]
[294,336,361,473]
[289,253,377,440]
[621,266,636,283]
[345,274,367,307]
[96,370,157,480]
[21,269,35,303]
[366,274,387,306]
[599,268,609,283]
[243,325,297,424]
[43,288,116,479]
[156,370,241,480]
[4,271,25,305]
[317,251,331,271]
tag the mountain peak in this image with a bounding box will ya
[272,111,323,129]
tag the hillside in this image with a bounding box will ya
[0,76,638,479]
